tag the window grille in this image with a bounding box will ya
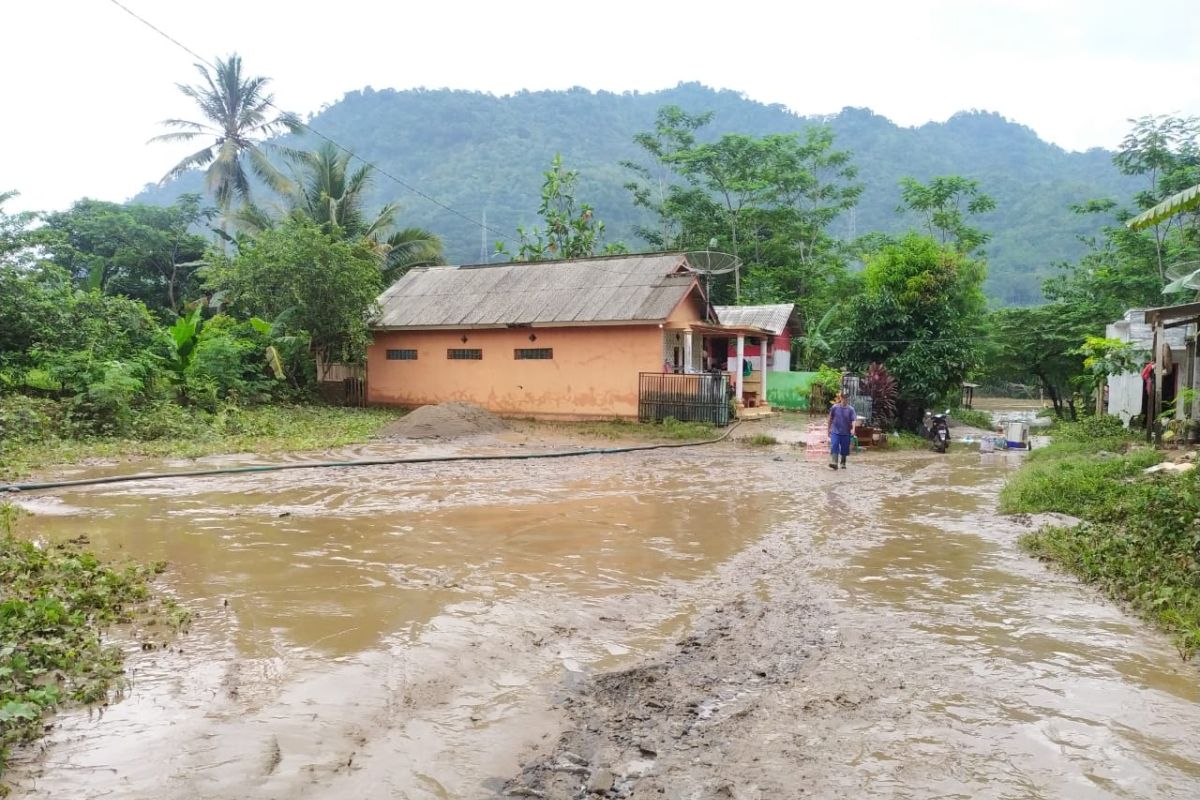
[386,349,417,360]
[447,348,482,360]
[514,348,553,360]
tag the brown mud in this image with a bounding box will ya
[379,402,509,439]
[6,417,1200,799]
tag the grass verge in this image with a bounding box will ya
[950,407,995,430]
[1,404,403,482]
[0,503,190,788]
[542,418,718,442]
[1001,418,1200,658]
[743,433,779,447]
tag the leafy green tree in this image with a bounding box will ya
[898,175,996,254]
[984,304,1093,420]
[151,54,302,208]
[35,196,213,314]
[1113,115,1200,283]
[624,105,861,314]
[500,154,621,261]
[1074,336,1145,415]
[205,217,383,366]
[235,142,445,283]
[835,234,987,427]
[0,190,36,267]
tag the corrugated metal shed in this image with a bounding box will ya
[371,253,698,329]
[712,303,796,335]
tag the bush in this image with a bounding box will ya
[0,396,60,447]
[950,407,994,430]
[1021,467,1200,658]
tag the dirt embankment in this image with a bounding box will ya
[379,403,508,439]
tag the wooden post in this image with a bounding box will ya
[1149,323,1162,441]
[760,336,770,406]
[735,334,745,405]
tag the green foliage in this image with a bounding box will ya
[795,305,838,370]
[0,402,402,481]
[500,154,621,261]
[898,175,996,254]
[205,217,383,365]
[950,407,993,430]
[1004,420,1200,657]
[151,53,302,208]
[814,364,843,399]
[625,105,861,316]
[836,234,987,427]
[983,303,1096,420]
[743,433,778,446]
[999,422,1155,517]
[543,417,716,442]
[233,142,445,284]
[0,504,186,781]
[34,196,213,314]
[1074,336,1145,401]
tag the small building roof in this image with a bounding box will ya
[711,303,797,336]
[1108,308,1188,350]
[371,252,701,330]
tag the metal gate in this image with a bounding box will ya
[638,372,731,426]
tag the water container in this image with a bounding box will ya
[1005,421,1029,449]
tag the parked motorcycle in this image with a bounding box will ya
[928,410,951,453]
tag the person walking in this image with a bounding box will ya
[828,392,857,470]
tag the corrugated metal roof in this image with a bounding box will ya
[371,253,697,329]
[712,303,796,335]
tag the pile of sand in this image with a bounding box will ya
[379,402,508,440]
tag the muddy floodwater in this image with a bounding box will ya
[7,423,1200,799]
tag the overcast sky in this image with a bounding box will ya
[4,0,1198,214]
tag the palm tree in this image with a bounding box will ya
[234,142,445,282]
[151,54,302,209]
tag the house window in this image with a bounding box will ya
[386,349,417,361]
[514,348,553,360]
[447,348,482,360]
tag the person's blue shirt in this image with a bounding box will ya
[829,404,857,436]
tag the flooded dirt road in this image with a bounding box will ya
[7,424,1200,798]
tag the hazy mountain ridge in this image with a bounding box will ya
[136,83,1137,304]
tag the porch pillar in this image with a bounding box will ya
[760,336,769,405]
[684,329,694,372]
[1150,322,1163,441]
[735,334,745,404]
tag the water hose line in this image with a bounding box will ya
[1,423,742,494]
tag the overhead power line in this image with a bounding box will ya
[106,0,510,241]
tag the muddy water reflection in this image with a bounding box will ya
[833,454,1200,796]
[11,450,771,799]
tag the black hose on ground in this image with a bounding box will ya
[1,423,743,494]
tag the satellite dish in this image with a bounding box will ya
[685,250,740,276]
[684,250,743,305]
[1163,260,1200,294]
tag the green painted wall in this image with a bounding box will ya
[766,371,819,410]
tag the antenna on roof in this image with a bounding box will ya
[684,246,741,307]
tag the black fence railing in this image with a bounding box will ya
[638,372,731,426]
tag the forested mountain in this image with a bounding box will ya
[136,83,1137,305]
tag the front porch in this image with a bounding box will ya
[655,322,780,421]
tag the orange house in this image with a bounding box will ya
[366,253,729,420]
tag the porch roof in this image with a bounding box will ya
[685,322,776,337]
[1144,301,1200,328]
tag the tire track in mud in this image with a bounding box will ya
[502,451,1200,800]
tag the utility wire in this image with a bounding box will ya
[106,0,510,241]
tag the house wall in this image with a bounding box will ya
[366,325,666,419]
[724,326,792,371]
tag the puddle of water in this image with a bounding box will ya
[829,452,1200,797]
[8,450,776,799]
